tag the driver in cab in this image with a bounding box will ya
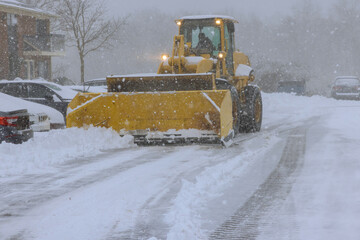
[196,32,214,52]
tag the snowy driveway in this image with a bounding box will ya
[0,93,359,240]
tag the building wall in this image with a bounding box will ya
[0,11,9,79]
[18,15,35,79]
[0,11,52,80]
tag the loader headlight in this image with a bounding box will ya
[215,19,222,25]
[218,52,226,59]
[161,54,169,61]
[176,21,182,26]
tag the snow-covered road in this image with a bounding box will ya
[0,93,359,240]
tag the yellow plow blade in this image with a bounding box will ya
[66,90,234,144]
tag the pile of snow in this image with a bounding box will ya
[0,127,135,177]
[235,64,253,77]
[0,92,64,124]
[165,160,248,239]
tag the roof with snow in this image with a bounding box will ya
[178,15,238,23]
[0,0,55,19]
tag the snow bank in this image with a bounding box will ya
[262,93,353,128]
[0,127,135,177]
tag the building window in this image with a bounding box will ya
[7,14,19,79]
[24,60,35,79]
[37,60,49,79]
[36,19,48,36]
[7,14,17,26]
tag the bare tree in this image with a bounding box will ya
[56,0,125,83]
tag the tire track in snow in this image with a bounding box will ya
[0,147,174,220]
[209,127,306,240]
[107,129,281,240]
[108,165,209,240]
[1,121,302,240]
[106,123,292,240]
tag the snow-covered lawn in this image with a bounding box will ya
[0,93,359,240]
[0,127,135,177]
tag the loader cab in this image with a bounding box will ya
[177,16,237,76]
[179,19,221,57]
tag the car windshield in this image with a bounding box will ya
[84,79,107,86]
[43,83,62,91]
[41,82,77,99]
[335,78,360,85]
[180,20,221,56]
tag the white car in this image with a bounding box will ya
[0,92,64,130]
[71,78,107,93]
[331,76,360,100]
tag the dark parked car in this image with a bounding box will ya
[0,80,78,118]
[331,76,360,100]
[0,109,33,144]
[277,80,306,95]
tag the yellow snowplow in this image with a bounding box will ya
[67,15,263,145]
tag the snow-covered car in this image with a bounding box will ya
[71,78,107,93]
[0,92,65,129]
[331,76,360,100]
[0,109,33,144]
[0,79,78,117]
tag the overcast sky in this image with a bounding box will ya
[108,0,337,19]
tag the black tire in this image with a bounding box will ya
[239,85,263,133]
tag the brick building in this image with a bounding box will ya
[0,0,64,80]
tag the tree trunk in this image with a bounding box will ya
[80,54,85,84]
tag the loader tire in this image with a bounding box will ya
[239,85,262,133]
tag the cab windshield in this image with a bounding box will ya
[180,20,221,56]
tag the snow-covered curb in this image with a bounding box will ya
[0,127,135,177]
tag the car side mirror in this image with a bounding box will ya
[45,94,54,102]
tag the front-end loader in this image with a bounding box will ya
[66,15,263,145]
